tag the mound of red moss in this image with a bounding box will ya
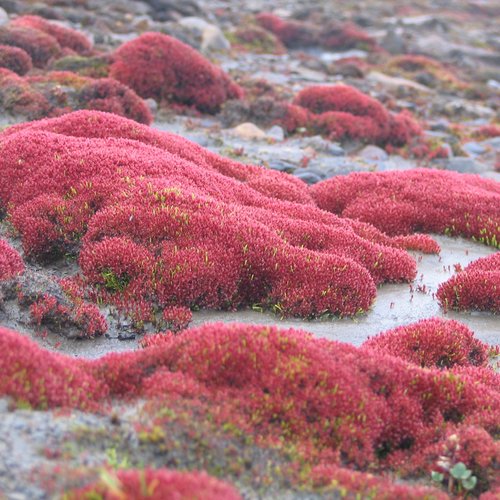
[310,168,500,244]
[437,253,500,313]
[0,239,24,281]
[0,70,151,123]
[255,13,318,48]
[0,44,32,75]
[10,15,92,55]
[0,111,424,320]
[386,54,468,90]
[363,318,496,369]
[256,13,376,51]
[283,85,421,146]
[0,68,51,119]
[109,32,243,113]
[65,468,241,500]
[1,320,498,496]
[0,25,62,68]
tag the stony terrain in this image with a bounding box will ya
[0,0,498,499]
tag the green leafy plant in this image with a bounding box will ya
[432,461,477,495]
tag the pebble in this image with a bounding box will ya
[435,157,489,174]
[266,125,285,142]
[230,122,267,140]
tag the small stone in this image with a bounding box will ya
[201,25,230,52]
[462,142,487,157]
[178,16,210,36]
[293,170,323,184]
[0,7,8,25]
[435,157,489,174]
[230,122,267,140]
[266,125,285,142]
[358,145,389,162]
[145,98,158,114]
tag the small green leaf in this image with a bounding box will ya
[431,471,444,482]
[450,462,468,479]
[462,476,477,491]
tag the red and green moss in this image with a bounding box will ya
[65,468,241,500]
[281,84,422,147]
[0,44,32,75]
[0,239,24,281]
[0,110,425,320]
[363,318,497,369]
[110,32,243,113]
[0,319,498,496]
[310,168,500,245]
[437,253,500,313]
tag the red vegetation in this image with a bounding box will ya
[256,13,377,51]
[0,69,151,123]
[283,85,421,146]
[474,124,500,140]
[0,25,61,67]
[0,320,499,497]
[310,168,500,244]
[310,464,446,499]
[437,253,500,313]
[319,22,376,50]
[363,318,495,369]
[256,13,318,48]
[0,44,32,75]
[231,25,286,54]
[77,77,152,124]
[162,305,192,331]
[0,239,24,281]
[0,326,99,409]
[110,33,243,113]
[0,111,425,319]
[0,68,51,119]
[29,293,107,338]
[66,468,241,500]
[10,16,92,55]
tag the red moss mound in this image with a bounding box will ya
[110,33,243,113]
[0,239,24,281]
[319,22,376,50]
[0,68,51,118]
[0,44,32,75]
[0,25,61,67]
[255,13,318,48]
[0,70,151,123]
[437,253,500,313]
[2,320,499,479]
[363,318,494,369]
[290,85,421,146]
[310,168,500,244]
[66,468,241,500]
[0,111,427,319]
[10,15,92,55]
[311,464,446,499]
[0,327,99,409]
[77,77,152,124]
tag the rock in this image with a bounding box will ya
[293,170,323,184]
[381,28,407,54]
[358,145,389,162]
[230,122,267,140]
[367,71,433,93]
[435,157,489,174]
[0,6,8,25]
[266,125,285,142]
[462,142,487,157]
[179,16,209,36]
[201,25,230,52]
[441,100,495,119]
[145,98,158,114]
